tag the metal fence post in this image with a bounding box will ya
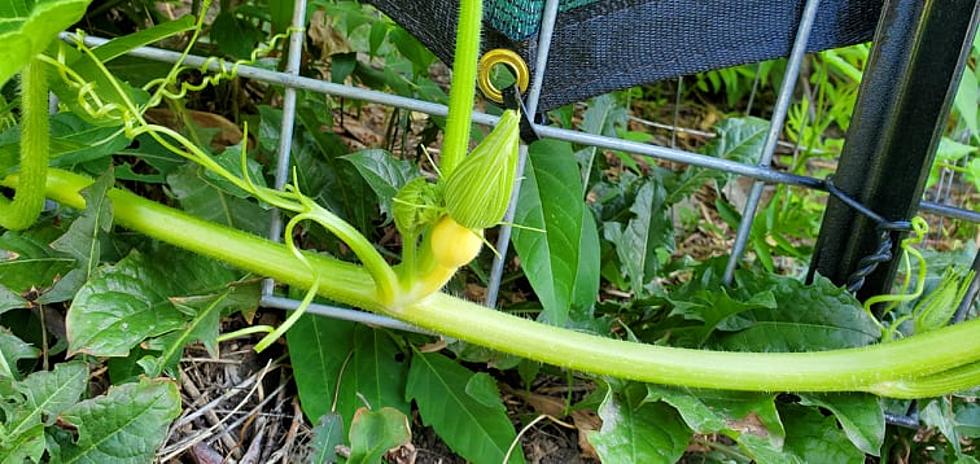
[809,0,980,300]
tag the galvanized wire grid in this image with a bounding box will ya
[73,2,979,334]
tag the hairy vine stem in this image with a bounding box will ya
[0,57,48,230]
[12,168,980,399]
[439,0,482,178]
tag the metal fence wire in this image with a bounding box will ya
[73,0,979,412]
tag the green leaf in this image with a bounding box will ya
[342,149,420,220]
[665,117,769,204]
[955,402,980,439]
[603,179,674,297]
[798,393,883,456]
[289,318,408,428]
[666,286,777,347]
[0,285,27,316]
[779,405,864,464]
[0,225,75,293]
[348,407,411,464]
[2,361,87,447]
[90,16,197,63]
[921,397,980,457]
[202,143,270,199]
[1,361,87,463]
[645,385,784,451]
[288,314,356,422]
[406,352,524,464]
[309,412,345,464]
[141,283,259,377]
[577,94,627,183]
[51,378,181,464]
[66,248,241,357]
[166,163,268,236]
[0,113,129,175]
[929,138,978,188]
[0,328,38,380]
[267,0,294,33]
[294,106,375,231]
[0,0,91,87]
[954,64,978,136]
[337,326,410,422]
[513,140,600,326]
[465,373,506,411]
[709,274,878,351]
[211,10,264,59]
[50,170,114,280]
[588,383,691,464]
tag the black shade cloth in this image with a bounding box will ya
[364,0,882,111]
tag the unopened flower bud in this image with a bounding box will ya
[444,110,520,229]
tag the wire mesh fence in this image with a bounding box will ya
[69,0,980,335]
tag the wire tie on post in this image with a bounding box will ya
[824,178,912,293]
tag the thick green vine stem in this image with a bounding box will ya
[0,57,48,230]
[17,168,980,399]
[439,0,482,178]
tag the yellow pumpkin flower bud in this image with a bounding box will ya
[430,215,483,268]
[444,110,520,229]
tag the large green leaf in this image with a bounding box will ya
[588,383,691,464]
[645,385,785,452]
[405,352,524,464]
[51,378,181,464]
[513,140,600,325]
[289,317,409,428]
[338,326,410,421]
[709,274,878,352]
[798,393,883,456]
[66,248,241,357]
[50,170,114,280]
[166,163,268,236]
[0,0,90,87]
[288,314,357,422]
[347,407,411,464]
[603,179,674,296]
[779,405,864,464]
[342,149,419,220]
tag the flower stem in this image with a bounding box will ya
[0,57,48,230]
[439,0,482,178]
[19,168,980,397]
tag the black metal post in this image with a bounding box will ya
[810,0,980,300]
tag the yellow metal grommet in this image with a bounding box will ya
[478,49,530,103]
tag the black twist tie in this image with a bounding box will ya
[501,85,541,143]
[824,177,913,293]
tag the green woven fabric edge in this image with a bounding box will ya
[487,0,596,40]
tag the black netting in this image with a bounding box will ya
[364,0,882,112]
